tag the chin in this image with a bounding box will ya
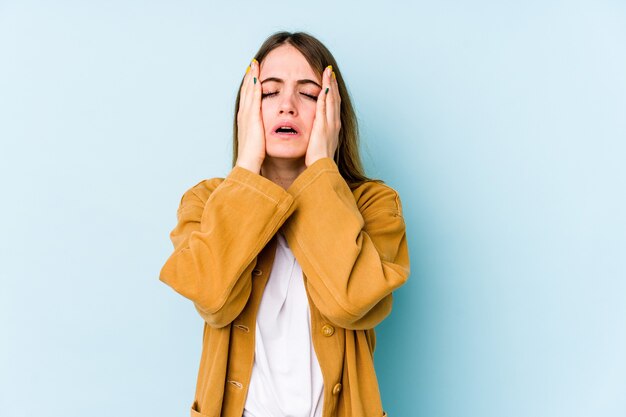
[264,152,307,161]
[265,143,308,160]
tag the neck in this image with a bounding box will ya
[260,156,307,190]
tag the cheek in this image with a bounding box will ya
[260,102,275,127]
[302,105,317,128]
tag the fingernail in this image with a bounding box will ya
[246,65,250,74]
[249,58,258,72]
[254,77,257,85]
[325,87,329,94]
[332,71,336,80]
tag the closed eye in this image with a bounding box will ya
[301,93,318,101]
[261,91,318,101]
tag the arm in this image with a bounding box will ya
[159,165,295,328]
[283,157,410,330]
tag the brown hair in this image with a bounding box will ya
[231,31,382,189]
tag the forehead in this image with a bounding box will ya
[259,44,320,84]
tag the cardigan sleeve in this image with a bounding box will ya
[159,165,295,328]
[282,157,410,330]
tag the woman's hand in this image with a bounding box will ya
[235,59,265,174]
[305,65,341,167]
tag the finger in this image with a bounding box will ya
[242,59,257,111]
[240,61,251,110]
[325,67,337,125]
[331,70,341,123]
[251,59,262,113]
[316,65,332,122]
[240,58,257,112]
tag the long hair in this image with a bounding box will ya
[231,31,382,189]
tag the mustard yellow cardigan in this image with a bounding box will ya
[159,157,410,417]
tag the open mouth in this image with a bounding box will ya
[275,126,298,134]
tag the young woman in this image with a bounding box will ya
[159,31,410,417]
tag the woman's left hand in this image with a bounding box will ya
[305,65,341,167]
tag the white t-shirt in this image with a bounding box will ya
[243,231,325,417]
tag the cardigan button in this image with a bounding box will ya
[332,383,342,395]
[252,268,262,276]
[321,324,335,337]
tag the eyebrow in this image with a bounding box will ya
[260,77,322,89]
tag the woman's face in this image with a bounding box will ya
[259,44,322,161]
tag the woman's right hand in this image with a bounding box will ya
[235,59,265,174]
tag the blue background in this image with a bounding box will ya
[1,1,624,416]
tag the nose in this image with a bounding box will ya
[278,90,298,116]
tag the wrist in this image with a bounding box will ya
[236,158,262,174]
[305,153,332,167]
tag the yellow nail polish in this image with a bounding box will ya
[332,71,336,80]
[252,58,259,64]
[246,65,250,74]
[326,65,333,72]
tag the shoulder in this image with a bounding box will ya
[177,177,226,211]
[351,180,404,217]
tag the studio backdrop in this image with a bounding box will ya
[1,1,624,416]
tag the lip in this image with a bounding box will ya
[270,121,302,139]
